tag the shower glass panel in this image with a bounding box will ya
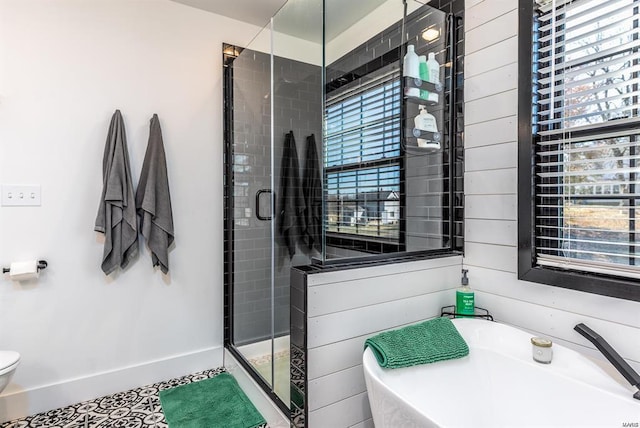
[226,0,455,417]
[271,0,323,407]
[226,0,322,411]
[228,21,276,393]
[323,0,452,261]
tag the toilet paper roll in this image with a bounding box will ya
[9,260,39,281]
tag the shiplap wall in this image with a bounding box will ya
[305,2,639,427]
[464,0,640,374]
[306,256,463,428]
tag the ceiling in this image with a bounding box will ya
[170,0,392,43]
[170,0,289,28]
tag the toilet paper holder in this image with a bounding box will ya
[2,260,48,274]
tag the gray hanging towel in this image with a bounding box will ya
[302,134,322,251]
[278,131,304,259]
[94,110,139,275]
[135,114,174,274]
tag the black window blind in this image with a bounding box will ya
[534,0,640,278]
[324,69,402,242]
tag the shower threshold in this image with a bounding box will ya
[237,335,290,406]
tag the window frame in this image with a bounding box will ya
[518,0,640,302]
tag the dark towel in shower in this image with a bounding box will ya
[302,134,322,251]
[95,109,139,275]
[135,114,174,274]
[278,131,304,259]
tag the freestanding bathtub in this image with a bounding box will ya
[363,318,640,427]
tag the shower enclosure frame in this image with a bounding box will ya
[223,0,465,424]
[222,40,292,418]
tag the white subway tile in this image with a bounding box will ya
[466,0,486,9]
[464,242,517,272]
[466,36,518,78]
[465,89,518,125]
[349,419,375,428]
[308,392,371,428]
[308,334,369,380]
[465,168,517,195]
[308,264,460,317]
[308,365,366,411]
[465,62,518,102]
[307,289,453,348]
[465,115,517,148]
[466,9,518,54]
[465,194,517,220]
[466,0,518,31]
[465,141,517,171]
[307,256,461,287]
[465,219,517,246]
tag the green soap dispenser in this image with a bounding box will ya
[456,269,474,317]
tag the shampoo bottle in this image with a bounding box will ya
[456,269,474,317]
[426,52,440,103]
[414,105,440,150]
[403,45,421,98]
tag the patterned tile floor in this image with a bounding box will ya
[1,367,269,428]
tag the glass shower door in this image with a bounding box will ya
[226,0,322,411]
[227,22,278,398]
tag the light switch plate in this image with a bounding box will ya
[1,185,41,206]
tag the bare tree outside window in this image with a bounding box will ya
[535,0,640,271]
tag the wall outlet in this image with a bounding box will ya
[1,185,41,206]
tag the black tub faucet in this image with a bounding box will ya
[574,323,640,401]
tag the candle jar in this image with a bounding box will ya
[531,337,553,364]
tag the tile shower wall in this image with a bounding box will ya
[463,0,640,372]
[229,49,321,345]
[325,1,464,256]
[272,55,322,337]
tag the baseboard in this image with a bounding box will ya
[224,348,290,428]
[0,346,223,423]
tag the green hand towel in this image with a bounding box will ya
[365,317,469,368]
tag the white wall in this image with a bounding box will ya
[249,26,322,66]
[464,0,640,374]
[306,256,463,428]
[325,0,425,64]
[0,0,260,421]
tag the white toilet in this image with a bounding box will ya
[0,351,20,394]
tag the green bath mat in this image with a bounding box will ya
[159,372,266,428]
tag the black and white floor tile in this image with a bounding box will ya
[1,367,269,428]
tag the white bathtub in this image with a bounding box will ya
[363,318,640,428]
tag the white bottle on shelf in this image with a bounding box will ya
[403,44,421,98]
[414,105,440,150]
[426,52,440,103]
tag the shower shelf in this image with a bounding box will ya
[440,305,494,321]
[405,128,441,141]
[403,76,442,93]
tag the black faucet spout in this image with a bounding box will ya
[574,323,640,401]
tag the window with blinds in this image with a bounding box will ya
[324,71,402,242]
[533,0,640,279]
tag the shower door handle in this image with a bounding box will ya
[256,189,275,221]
